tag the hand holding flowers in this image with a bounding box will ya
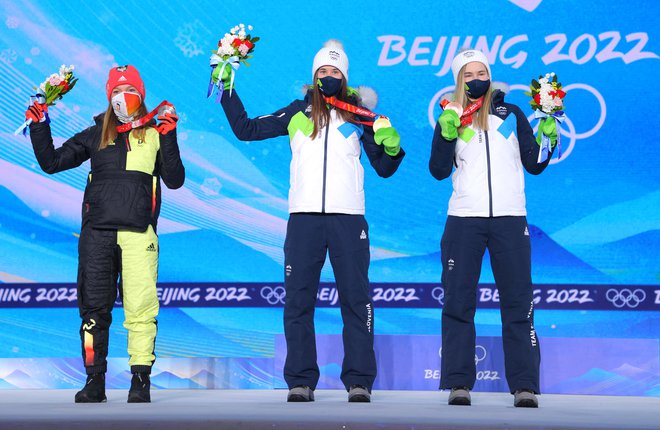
[525,72,566,162]
[207,24,259,101]
[16,64,78,135]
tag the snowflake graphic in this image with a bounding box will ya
[174,20,209,58]
[5,16,19,29]
[0,49,18,65]
[201,177,222,196]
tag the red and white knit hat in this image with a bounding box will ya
[312,39,349,82]
[105,65,145,101]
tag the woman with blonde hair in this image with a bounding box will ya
[26,65,185,403]
[429,49,558,408]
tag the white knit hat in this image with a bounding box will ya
[450,49,491,83]
[312,39,349,82]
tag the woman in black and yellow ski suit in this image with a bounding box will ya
[25,65,184,403]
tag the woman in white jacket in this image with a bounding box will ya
[218,40,405,403]
[429,49,558,408]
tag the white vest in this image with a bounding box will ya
[448,114,527,217]
[288,110,365,214]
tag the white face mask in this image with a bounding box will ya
[111,91,142,124]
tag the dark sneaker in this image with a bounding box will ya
[514,389,538,408]
[127,373,151,403]
[75,373,107,403]
[348,385,371,403]
[448,386,471,406]
[287,385,314,402]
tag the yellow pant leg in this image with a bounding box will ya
[117,225,159,370]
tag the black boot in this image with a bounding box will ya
[127,372,151,403]
[75,373,106,403]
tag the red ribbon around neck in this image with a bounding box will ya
[323,96,387,127]
[116,100,173,133]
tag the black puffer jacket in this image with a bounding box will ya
[29,114,185,232]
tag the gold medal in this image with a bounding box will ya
[372,116,392,132]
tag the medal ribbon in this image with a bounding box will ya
[323,96,387,126]
[116,100,173,133]
[441,97,484,127]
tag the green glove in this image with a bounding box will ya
[374,127,401,157]
[212,64,234,90]
[536,117,558,146]
[438,109,461,141]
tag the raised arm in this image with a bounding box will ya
[220,89,301,141]
[28,104,94,174]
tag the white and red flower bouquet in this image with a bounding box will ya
[207,24,259,101]
[526,72,566,161]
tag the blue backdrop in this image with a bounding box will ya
[0,0,658,395]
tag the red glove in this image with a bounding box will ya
[25,101,47,123]
[155,113,178,135]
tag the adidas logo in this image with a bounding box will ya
[360,230,367,240]
[448,258,455,271]
[146,243,157,252]
[524,226,529,236]
[118,76,127,82]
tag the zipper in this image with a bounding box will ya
[483,130,493,217]
[321,121,329,213]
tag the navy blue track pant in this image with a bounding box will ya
[440,216,540,394]
[283,213,376,391]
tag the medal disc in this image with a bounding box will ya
[373,117,392,132]
[444,101,464,118]
[158,104,176,116]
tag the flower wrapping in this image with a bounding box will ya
[525,72,566,162]
[207,24,259,102]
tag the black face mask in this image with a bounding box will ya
[465,79,491,99]
[317,76,342,97]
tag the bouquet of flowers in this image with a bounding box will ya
[15,64,78,135]
[207,23,259,101]
[525,72,566,162]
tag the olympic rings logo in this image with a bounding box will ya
[605,288,646,309]
[428,82,606,165]
[260,286,286,305]
[431,287,445,305]
[439,345,488,366]
[474,345,487,365]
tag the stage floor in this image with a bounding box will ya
[0,389,657,430]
